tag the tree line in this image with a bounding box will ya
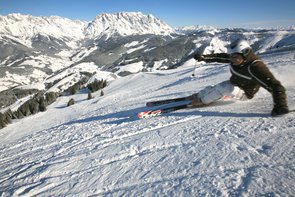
[0,78,108,129]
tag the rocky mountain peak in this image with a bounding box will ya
[85,12,175,39]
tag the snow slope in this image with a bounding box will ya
[0,51,295,196]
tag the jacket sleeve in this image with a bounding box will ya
[249,61,288,107]
[202,53,231,63]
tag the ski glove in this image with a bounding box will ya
[271,105,289,116]
[194,53,204,61]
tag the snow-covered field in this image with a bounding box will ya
[0,51,295,196]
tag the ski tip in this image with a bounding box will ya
[137,112,145,119]
[137,110,162,119]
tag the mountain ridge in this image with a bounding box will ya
[0,12,175,43]
[0,12,295,94]
[85,12,175,39]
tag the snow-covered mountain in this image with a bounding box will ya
[0,50,295,196]
[0,12,174,47]
[175,25,220,35]
[0,13,86,48]
[85,12,175,39]
[0,12,177,93]
[0,12,295,107]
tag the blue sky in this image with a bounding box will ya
[0,0,294,28]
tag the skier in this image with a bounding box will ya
[190,39,289,116]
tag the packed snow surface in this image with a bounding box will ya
[0,51,295,196]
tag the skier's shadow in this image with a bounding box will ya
[63,103,269,127]
[165,109,269,118]
[167,100,270,118]
[64,106,149,126]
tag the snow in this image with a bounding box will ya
[0,14,86,42]
[85,12,175,39]
[0,14,86,48]
[124,41,140,48]
[0,62,117,94]
[1,71,32,86]
[152,59,168,70]
[258,31,289,53]
[124,40,149,54]
[203,37,229,54]
[88,71,119,83]
[176,25,220,35]
[46,62,117,93]
[18,82,46,91]
[0,51,295,196]
[70,46,99,62]
[0,54,75,91]
[126,45,146,54]
[116,61,144,74]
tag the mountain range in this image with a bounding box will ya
[0,12,295,106]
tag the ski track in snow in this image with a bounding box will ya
[1,52,295,196]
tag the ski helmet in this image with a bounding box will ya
[228,39,251,56]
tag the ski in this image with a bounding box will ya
[138,103,191,119]
[146,95,237,107]
[146,96,189,107]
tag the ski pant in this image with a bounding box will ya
[195,80,247,104]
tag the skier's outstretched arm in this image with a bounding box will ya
[194,53,230,63]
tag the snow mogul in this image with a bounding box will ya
[190,39,289,116]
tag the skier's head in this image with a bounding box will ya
[228,39,252,66]
[228,39,252,57]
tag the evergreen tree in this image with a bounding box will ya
[39,96,47,112]
[103,80,107,88]
[3,109,12,124]
[87,79,107,93]
[14,110,24,119]
[67,98,75,106]
[19,102,31,116]
[87,91,93,100]
[0,113,5,129]
[29,99,39,114]
[46,92,58,105]
[67,83,80,95]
